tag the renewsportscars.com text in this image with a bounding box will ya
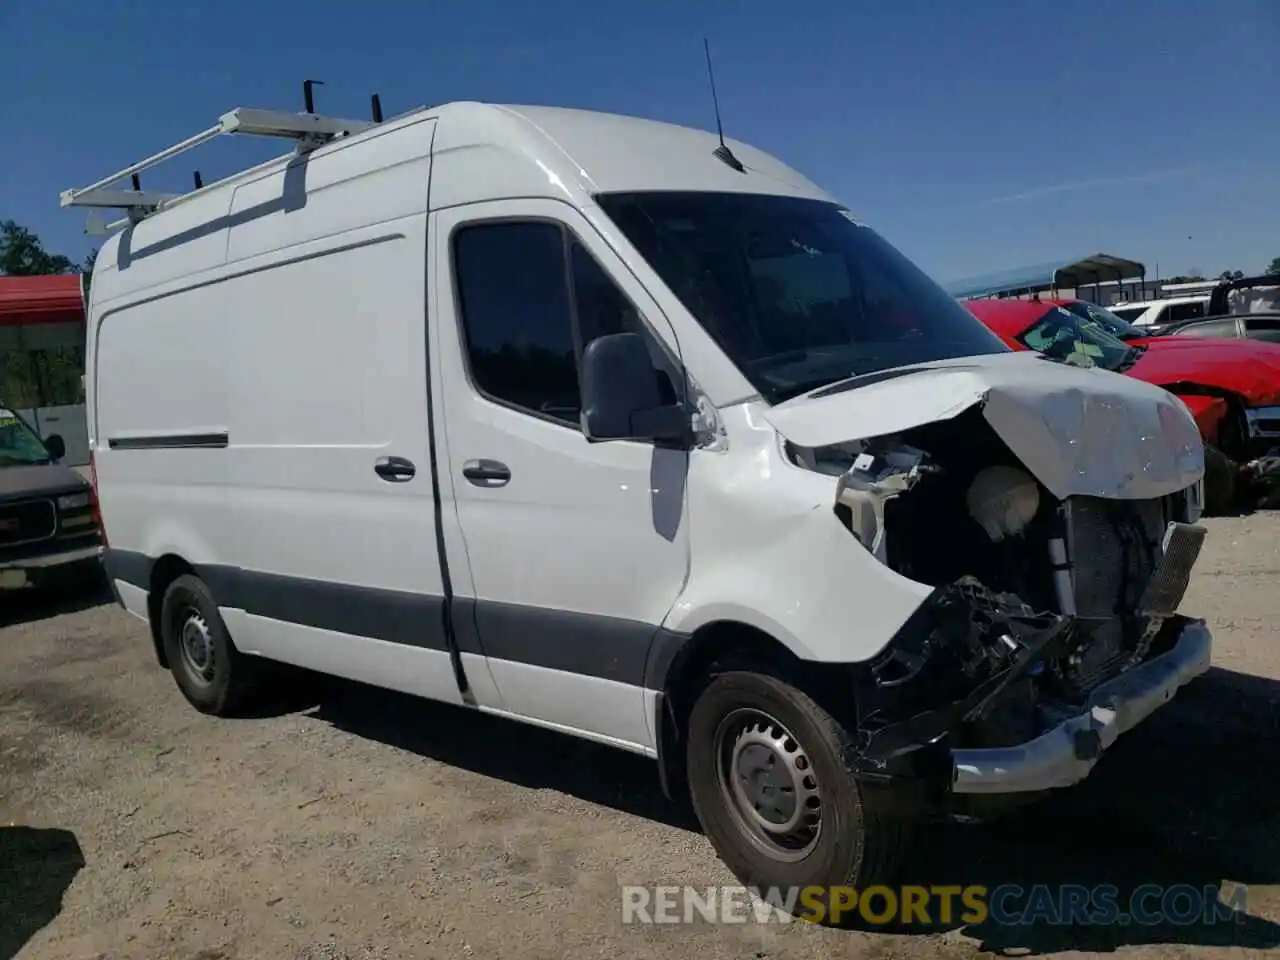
[621,883,1248,926]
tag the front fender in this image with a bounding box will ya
[664,406,932,663]
[1175,393,1230,444]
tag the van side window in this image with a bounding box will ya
[569,240,643,342]
[1165,301,1207,325]
[453,221,666,426]
[1109,306,1147,323]
[453,222,580,424]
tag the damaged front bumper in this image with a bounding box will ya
[850,518,1211,819]
[950,617,1210,795]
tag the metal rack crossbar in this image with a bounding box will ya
[60,100,378,233]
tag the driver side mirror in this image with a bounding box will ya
[44,434,66,461]
[581,333,692,444]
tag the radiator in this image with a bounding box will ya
[1060,495,1167,691]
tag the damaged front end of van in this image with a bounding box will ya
[769,354,1212,819]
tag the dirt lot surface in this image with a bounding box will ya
[2,516,1279,960]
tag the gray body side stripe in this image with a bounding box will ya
[103,548,689,687]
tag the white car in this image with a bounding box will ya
[1108,295,1211,328]
[69,98,1211,906]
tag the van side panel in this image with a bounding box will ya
[222,223,433,594]
[217,119,462,704]
[90,186,238,594]
[94,283,232,577]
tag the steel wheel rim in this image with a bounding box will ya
[177,607,216,687]
[713,707,822,862]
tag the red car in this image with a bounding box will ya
[964,297,1280,512]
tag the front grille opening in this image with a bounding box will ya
[0,500,57,546]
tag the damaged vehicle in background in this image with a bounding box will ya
[1152,273,1280,342]
[965,297,1280,514]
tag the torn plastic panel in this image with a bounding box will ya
[852,578,1076,770]
[828,444,936,561]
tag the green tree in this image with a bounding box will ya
[0,220,76,276]
[1219,269,1245,281]
[1266,256,1280,276]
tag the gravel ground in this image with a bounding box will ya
[2,515,1279,959]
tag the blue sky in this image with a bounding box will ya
[2,0,1276,283]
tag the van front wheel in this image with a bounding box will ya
[685,668,908,918]
[160,574,255,716]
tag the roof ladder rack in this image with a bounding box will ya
[60,91,379,233]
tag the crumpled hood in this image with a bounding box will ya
[0,462,90,505]
[763,351,1203,501]
[1127,336,1280,405]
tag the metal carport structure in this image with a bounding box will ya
[945,253,1148,300]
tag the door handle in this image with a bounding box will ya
[374,456,416,482]
[462,459,511,487]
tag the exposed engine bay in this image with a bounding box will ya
[785,405,1206,801]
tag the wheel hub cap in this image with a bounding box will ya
[179,611,215,684]
[716,709,822,861]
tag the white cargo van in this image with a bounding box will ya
[67,99,1212,902]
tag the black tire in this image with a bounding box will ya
[1202,442,1237,516]
[685,667,909,921]
[160,574,255,716]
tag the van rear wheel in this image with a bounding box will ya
[685,667,908,921]
[160,574,256,716]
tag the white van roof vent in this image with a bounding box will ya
[60,82,384,234]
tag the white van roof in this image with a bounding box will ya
[447,102,830,195]
[68,100,835,289]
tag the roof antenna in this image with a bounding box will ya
[370,94,384,123]
[703,38,745,173]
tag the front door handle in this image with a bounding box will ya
[462,459,511,487]
[374,456,416,482]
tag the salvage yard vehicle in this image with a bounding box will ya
[0,405,101,590]
[966,297,1280,514]
[1106,295,1210,329]
[69,96,1211,906]
[1152,273,1280,342]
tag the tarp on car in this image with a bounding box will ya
[0,275,85,326]
[945,254,1147,300]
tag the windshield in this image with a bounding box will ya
[0,408,52,467]
[1059,300,1146,340]
[1018,306,1132,372]
[594,192,1010,403]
